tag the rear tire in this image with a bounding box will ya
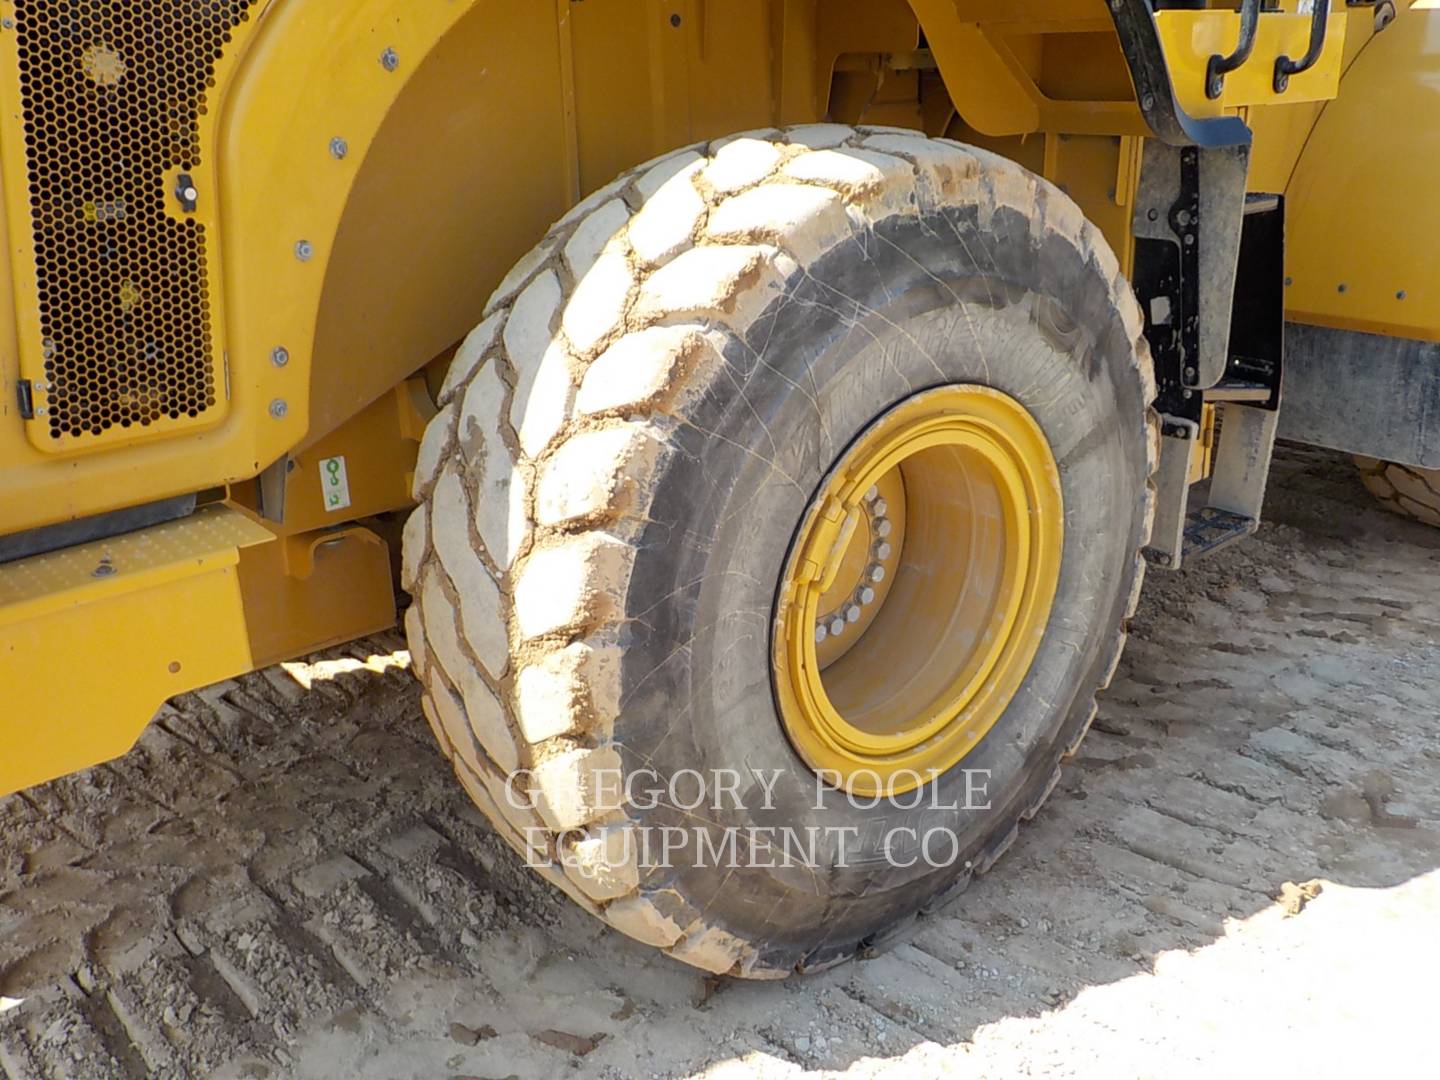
[1354,456,1440,527]
[403,126,1157,977]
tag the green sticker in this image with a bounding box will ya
[319,455,351,512]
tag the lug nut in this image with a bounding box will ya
[829,617,846,637]
[866,486,879,501]
[876,541,892,560]
[859,586,876,605]
[845,604,861,623]
[868,564,885,583]
[815,624,828,644]
[872,498,888,516]
[875,518,892,538]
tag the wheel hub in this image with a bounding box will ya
[773,385,1064,796]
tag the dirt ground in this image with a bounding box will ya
[3,443,1438,1080]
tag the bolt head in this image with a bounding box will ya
[868,564,886,583]
[295,240,314,261]
[828,617,845,637]
[1397,290,1407,301]
[271,346,290,367]
[872,498,888,516]
[92,562,116,578]
[875,541,892,560]
[380,47,399,71]
[815,624,828,644]
[329,137,349,160]
[859,586,876,605]
[269,398,289,420]
[875,518,892,538]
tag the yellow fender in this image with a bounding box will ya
[1286,2,1440,342]
[217,0,491,456]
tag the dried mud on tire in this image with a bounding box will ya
[402,124,1156,975]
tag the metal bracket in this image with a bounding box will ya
[256,455,291,525]
[1131,142,1250,423]
[1208,403,1280,524]
[1145,415,1199,569]
[1146,187,1283,571]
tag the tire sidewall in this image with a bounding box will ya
[613,205,1148,961]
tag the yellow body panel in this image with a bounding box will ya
[0,507,271,794]
[1285,2,1440,341]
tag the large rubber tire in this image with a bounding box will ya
[402,126,1157,977]
[1354,456,1440,527]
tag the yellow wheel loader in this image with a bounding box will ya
[0,0,1432,978]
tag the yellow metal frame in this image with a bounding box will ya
[0,506,272,795]
[774,385,1063,796]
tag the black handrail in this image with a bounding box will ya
[1206,0,1262,99]
[1274,1,1330,92]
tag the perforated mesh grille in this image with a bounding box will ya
[13,0,251,441]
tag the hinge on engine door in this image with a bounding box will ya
[16,379,35,420]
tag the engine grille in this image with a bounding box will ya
[12,0,251,442]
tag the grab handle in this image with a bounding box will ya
[1274,1,1330,93]
[1206,0,1262,99]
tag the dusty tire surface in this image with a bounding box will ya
[1354,456,1440,527]
[402,125,1157,977]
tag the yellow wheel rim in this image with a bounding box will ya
[773,385,1063,796]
